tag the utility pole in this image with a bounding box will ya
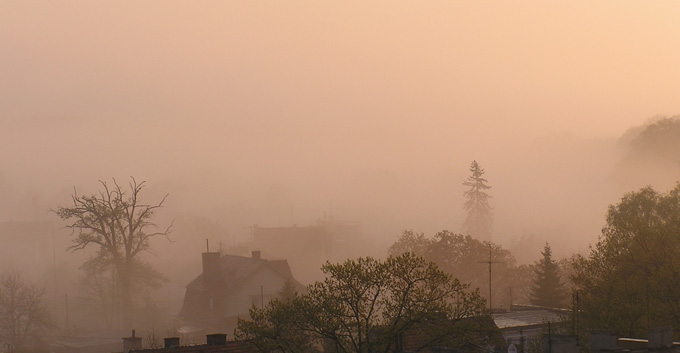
[477,244,502,310]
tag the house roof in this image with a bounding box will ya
[184,254,301,292]
[493,306,567,329]
[178,253,306,323]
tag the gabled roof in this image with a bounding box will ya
[178,252,306,325]
[184,254,302,293]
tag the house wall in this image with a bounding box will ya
[222,266,288,317]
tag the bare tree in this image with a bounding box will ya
[0,272,52,349]
[54,178,171,329]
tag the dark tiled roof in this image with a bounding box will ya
[184,255,302,293]
[178,253,305,322]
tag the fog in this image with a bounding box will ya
[1,1,679,332]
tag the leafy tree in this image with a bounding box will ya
[462,161,493,241]
[0,273,52,350]
[236,295,318,353]
[236,253,492,353]
[54,178,171,329]
[572,183,680,338]
[388,229,428,256]
[390,230,530,310]
[529,243,568,308]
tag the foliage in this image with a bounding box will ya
[621,116,680,163]
[530,243,568,308]
[571,183,680,338]
[54,178,171,328]
[0,273,52,350]
[236,253,491,353]
[236,295,318,353]
[389,230,532,309]
[462,160,493,241]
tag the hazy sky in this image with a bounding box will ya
[2,1,679,260]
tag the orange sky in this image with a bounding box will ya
[1,1,679,259]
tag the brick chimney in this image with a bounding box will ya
[123,330,142,353]
[202,252,221,285]
[202,239,221,285]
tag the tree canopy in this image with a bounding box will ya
[236,253,495,353]
[616,117,680,188]
[462,160,493,241]
[389,230,532,310]
[572,183,680,337]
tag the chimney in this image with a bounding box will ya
[202,251,221,285]
[251,250,261,260]
[206,333,227,345]
[164,337,180,348]
[123,330,142,353]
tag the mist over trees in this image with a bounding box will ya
[1,1,680,350]
[616,116,680,190]
[54,178,171,329]
[0,273,52,350]
[389,230,535,310]
[462,161,493,242]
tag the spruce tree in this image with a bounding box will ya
[462,160,493,241]
[530,243,567,308]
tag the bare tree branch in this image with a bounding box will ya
[53,177,171,329]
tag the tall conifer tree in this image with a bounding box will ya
[530,243,567,308]
[462,160,493,241]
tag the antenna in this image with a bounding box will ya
[206,238,209,252]
[477,243,503,310]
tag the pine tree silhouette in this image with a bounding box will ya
[462,160,493,241]
[530,243,568,308]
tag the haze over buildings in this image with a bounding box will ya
[1,1,679,272]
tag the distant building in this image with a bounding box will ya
[252,221,364,284]
[177,250,304,334]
